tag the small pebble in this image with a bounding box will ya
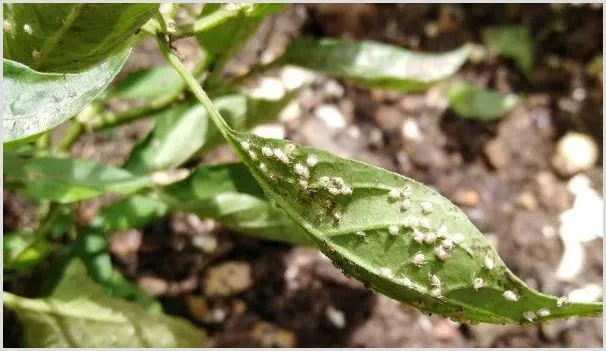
[552,132,598,176]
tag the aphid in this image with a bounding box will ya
[473,277,484,290]
[402,277,413,288]
[294,163,310,179]
[434,245,449,261]
[355,231,366,237]
[274,148,289,163]
[262,146,273,157]
[413,230,425,244]
[23,24,33,34]
[299,179,308,189]
[400,198,412,211]
[421,201,433,214]
[285,143,296,154]
[419,218,431,229]
[388,225,399,236]
[441,238,454,251]
[556,296,568,307]
[259,163,268,172]
[413,252,425,267]
[430,274,441,287]
[240,140,250,150]
[248,150,257,160]
[332,210,343,222]
[341,186,352,196]
[424,232,437,244]
[318,176,330,187]
[503,290,518,302]
[402,185,413,198]
[388,189,401,201]
[328,187,340,195]
[537,308,551,317]
[306,155,318,167]
[484,256,495,271]
[379,267,393,277]
[430,287,442,297]
[522,310,536,322]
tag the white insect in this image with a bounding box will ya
[473,277,484,290]
[248,150,257,160]
[424,232,437,244]
[430,287,442,298]
[299,179,308,189]
[430,274,441,287]
[328,187,340,195]
[332,210,343,222]
[388,225,399,236]
[537,308,551,317]
[3,20,13,32]
[355,231,366,237]
[274,148,289,163]
[413,252,425,267]
[421,201,433,214]
[503,290,518,302]
[413,230,425,244]
[318,176,330,187]
[441,238,454,251]
[557,295,568,307]
[388,189,401,201]
[306,155,318,167]
[400,198,412,211]
[259,163,268,172]
[402,185,413,198]
[437,224,448,238]
[341,186,353,196]
[522,310,536,322]
[285,143,296,154]
[419,217,431,229]
[262,146,273,157]
[240,140,250,150]
[23,24,33,34]
[294,163,310,179]
[484,256,495,271]
[434,246,449,261]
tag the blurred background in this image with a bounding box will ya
[4,3,603,347]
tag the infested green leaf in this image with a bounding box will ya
[3,3,158,72]
[4,259,205,347]
[4,231,53,272]
[482,25,534,78]
[276,39,471,91]
[110,66,185,100]
[447,83,521,121]
[124,90,298,174]
[158,163,312,245]
[5,154,151,204]
[3,49,129,143]
[219,129,602,325]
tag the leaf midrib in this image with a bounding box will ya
[34,4,85,70]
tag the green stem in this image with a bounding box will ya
[56,122,83,154]
[173,3,253,40]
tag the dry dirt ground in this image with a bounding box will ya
[4,4,603,347]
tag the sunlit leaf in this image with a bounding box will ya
[447,83,521,120]
[110,66,185,100]
[276,39,471,91]
[3,49,129,143]
[3,3,158,72]
[4,259,205,347]
[482,25,533,78]
[4,231,53,272]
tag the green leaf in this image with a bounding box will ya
[158,163,312,245]
[220,129,602,324]
[3,3,158,72]
[482,25,533,78]
[110,66,185,100]
[4,259,205,347]
[447,83,521,120]
[124,90,298,174]
[276,39,471,91]
[9,155,151,203]
[89,195,169,234]
[3,49,129,143]
[4,231,53,272]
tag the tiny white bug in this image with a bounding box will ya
[441,238,454,251]
[240,140,250,150]
[306,155,318,167]
[434,246,449,261]
[556,295,568,307]
[421,201,433,214]
[285,143,296,154]
[262,146,273,157]
[522,310,536,322]
[259,163,268,172]
[274,148,289,163]
[400,198,412,211]
[388,225,399,236]
[473,277,484,290]
[413,252,425,267]
[402,185,413,198]
[318,176,330,187]
[332,177,345,186]
[413,230,425,244]
[328,187,340,195]
[424,232,437,244]
[430,274,441,287]
[355,231,366,237]
[341,186,353,196]
[388,189,401,201]
[484,256,495,271]
[248,150,257,160]
[503,290,518,302]
[268,172,277,182]
[299,179,308,189]
[23,24,33,34]
[430,287,442,297]
[537,308,551,317]
[294,163,310,179]
[332,210,343,222]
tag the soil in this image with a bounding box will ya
[4,4,603,348]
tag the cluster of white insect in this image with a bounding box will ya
[556,295,568,307]
[522,310,537,322]
[387,184,414,211]
[318,176,352,196]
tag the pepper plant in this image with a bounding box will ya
[3,3,602,348]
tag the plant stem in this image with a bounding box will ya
[56,122,83,154]
[173,3,253,40]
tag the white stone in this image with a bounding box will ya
[280,65,316,90]
[279,101,301,122]
[247,77,285,100]
[401,118,423,142]
[252,123,285,139]
[568,284,602,303]
[553,132,598,175]
[315,104,346,129]
[323,80,345,98]
[325,306,346,329]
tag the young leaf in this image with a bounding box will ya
[110,66,185,100]
[123,90,298,175]
[447,83,521,121]
[482,25,533,78]
[3,49,129,143]
[7,155,150,204]
[4,259,205,347]
[3,3,158,72]
[4,231,53,272]
[159,34,602,325]
[276,39,471,91]
[158,163,312,245]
